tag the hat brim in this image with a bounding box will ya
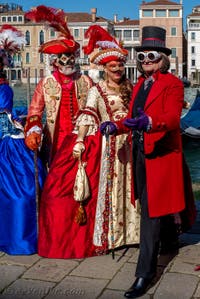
[134,46,171,56]
[39,39,80,54]
[91,48,127,65]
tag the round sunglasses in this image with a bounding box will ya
[136,51,161,63]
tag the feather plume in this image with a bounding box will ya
[96,40,120,50]
[25,5,73,40]
[83,25,119,55]
[0,25,25,54]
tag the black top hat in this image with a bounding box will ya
[134,26,171,56]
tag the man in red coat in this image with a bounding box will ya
[24,6,93,166]
[100,26,196,298]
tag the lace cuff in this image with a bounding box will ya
[26,126,42,137]
[74,114,98,136]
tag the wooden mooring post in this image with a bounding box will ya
[26,67,31,109]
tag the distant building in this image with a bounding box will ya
[186,5,200,86]
[0,1,190,84]
[0,4,112,83]
[113,17,139,83]
[0,3,25,83]
[139,0,185,78]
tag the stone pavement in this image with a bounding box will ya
[0,202,200,299]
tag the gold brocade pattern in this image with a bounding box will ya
[76,80,140,249]
[43,76,62,123]
[44,77,61,96]
[42,74,92,149]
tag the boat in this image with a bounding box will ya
[181,89,200,141]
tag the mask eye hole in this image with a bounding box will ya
[61,57,67,63]
[106,62,125,71]
[57,53,75,66]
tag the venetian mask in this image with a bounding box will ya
[55,53,76,75]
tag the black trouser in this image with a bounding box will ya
[134,147,160,280]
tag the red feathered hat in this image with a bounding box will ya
[25,5,80,54]
[83,25,128,65]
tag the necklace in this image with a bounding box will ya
[106,81,120,93]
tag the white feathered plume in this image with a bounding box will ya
[96,40,120,50]
[0,24,25,54]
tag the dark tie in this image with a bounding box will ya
[144,76,153,90]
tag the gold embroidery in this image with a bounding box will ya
[44,77,61,96]
[76,76,91,109]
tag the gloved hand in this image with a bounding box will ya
[73,141,85,159]
[123,108,150,131]
[25,132,41,150]
[100,121,117,135]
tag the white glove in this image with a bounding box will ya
[73,141,85,159]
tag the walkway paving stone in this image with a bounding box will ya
[1,279,55,299]
[153,273,199,299]
[23,258,80,282]
[70,254,129,279]
[0,200,199,298]
[44,276,109,299]
[0,265,26,292]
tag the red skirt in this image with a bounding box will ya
[38,132,102,258]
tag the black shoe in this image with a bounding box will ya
[124,277,152,298]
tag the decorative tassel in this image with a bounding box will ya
[75,203,87,225]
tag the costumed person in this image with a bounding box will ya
[100,26,196,298]
[24,6,93,167]
[38,25,140,259]
[0,25,47,255]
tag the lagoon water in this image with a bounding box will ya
[13,83,36,108]
[12,84,200,184]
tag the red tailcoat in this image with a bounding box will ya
[118,71,187,217]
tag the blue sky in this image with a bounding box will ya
[5,0,200,29]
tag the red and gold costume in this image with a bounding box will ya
[24,5,93,165]
[25,70,92,164]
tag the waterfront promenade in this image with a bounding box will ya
[0,201,200,299]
